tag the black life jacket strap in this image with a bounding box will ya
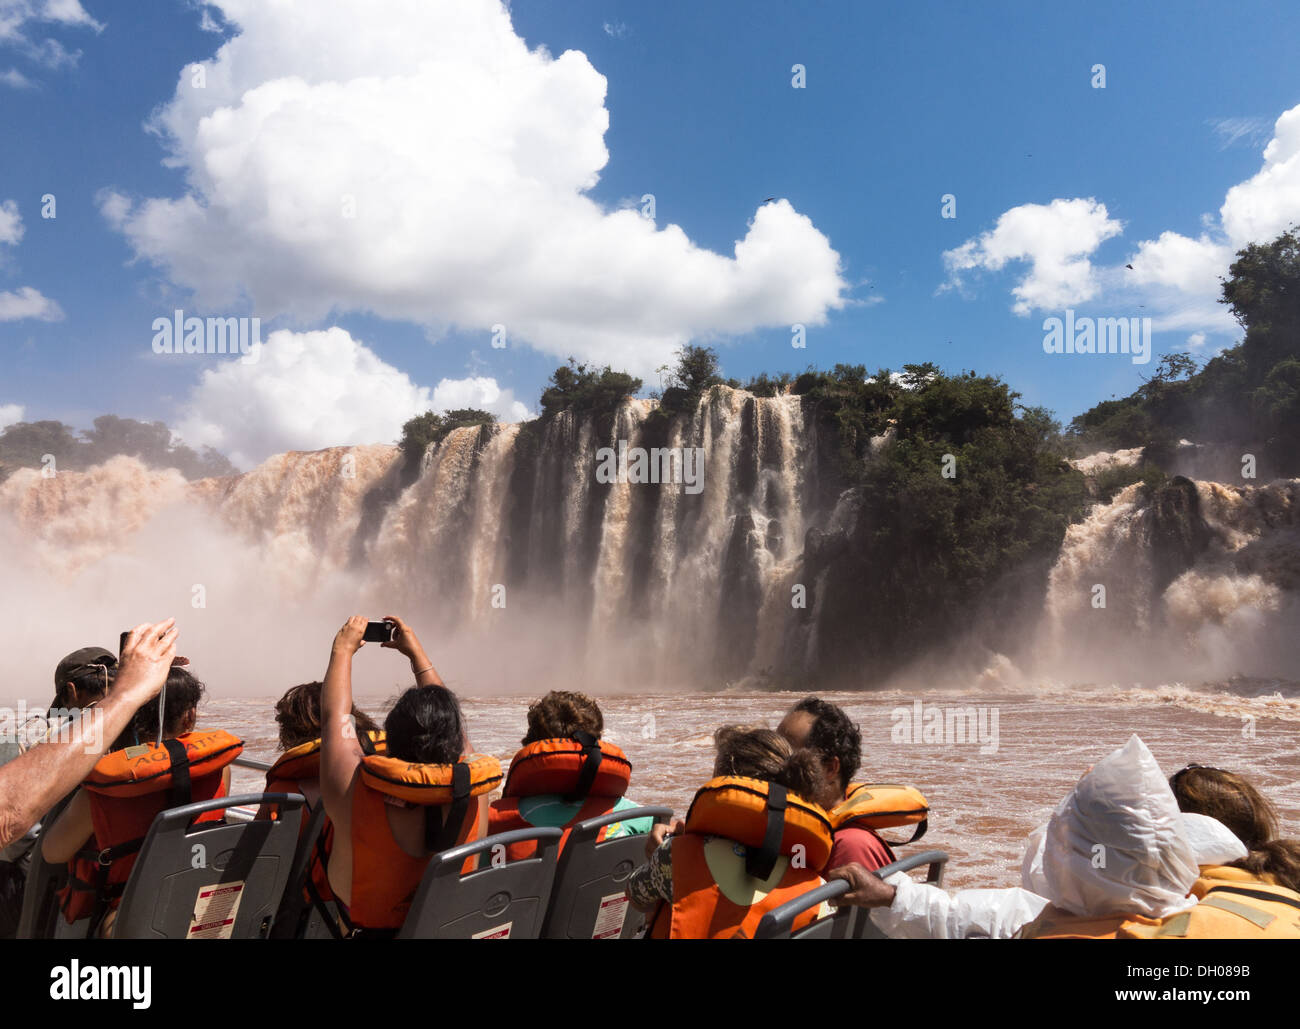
[426,761,472,853]
[1206,884,1300,910]
[84,858,130,939]
[746,784,786,881]
[97,836,147,864]
[301,829,347,941]
[881,817,928,847]
[563,731,602,805]
[162,738,192,811]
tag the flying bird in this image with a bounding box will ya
[1125,263,1133,270]
[762,196,779,205]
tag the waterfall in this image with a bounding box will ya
[1038,478,1300,683]
[3,397,1297,693]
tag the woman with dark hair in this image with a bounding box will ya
[41,664,241,937]
[318,615,500,934]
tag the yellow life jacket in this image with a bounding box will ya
[1149,867,1300,940]
[1016,904,1163,939]
[832,783,929,844]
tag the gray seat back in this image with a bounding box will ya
[541,805,672,939]
[755,849,950,939]
[17,797,76,939]
[398,827,563,939]
[111,792,304,939]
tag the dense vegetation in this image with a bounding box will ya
[1070,228,1300,474]
[537,359,642,418]
[770,360,1090,680]
[0,415,234,481]
[395,408,496,485]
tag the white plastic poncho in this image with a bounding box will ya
[869,734,1221,939]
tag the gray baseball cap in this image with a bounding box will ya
[52,646,116,704]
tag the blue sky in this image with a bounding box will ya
[1,0,1298,468]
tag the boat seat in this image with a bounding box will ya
[754,849,950,939]
[540,805,673,939]
[109,792,305,939]
[16,796,76,939]
[397,826,563,939]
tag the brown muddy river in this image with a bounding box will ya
[218,682,1300,890]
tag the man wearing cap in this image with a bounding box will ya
[49,646,117,718]
[0,620,177,852]
[0,645,123,936]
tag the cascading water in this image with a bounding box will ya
[1,397,1297,693]
[1038,477,1300,683]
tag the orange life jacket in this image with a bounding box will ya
[60,729,243,931]
[649,776,833,939]
[263,732,387,909]
[834,783,930,844]
[1016,905,1164,939]
[488,734,632,859]
[346,752,501,931]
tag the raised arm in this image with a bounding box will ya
[381,615,472,752]
[320,616,368,839]
[0,619,177,850]
[381,614,445,687]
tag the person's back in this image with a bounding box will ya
[630,725,832,939]
[41,667,240,936]
[261,681,383,928]
[489,691,651,859]
[1156,765,1300,938]
[1139,852,1300,939]
[1015,736,1200,940]
[318,615,501,934]
[266,681,383,808]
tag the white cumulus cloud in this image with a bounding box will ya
[0,402,24,429]
[0,66,32,87]
[175,327,434,469]
[431,375,531,422]
[0,0,101,74]
[0,198,22,245]
[1125,103,1300,334]
[0,285,63,321]
[173,325,528,469]
[103,0,848,378]
[941,198,1123,315]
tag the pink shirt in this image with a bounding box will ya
[827,825,896,873]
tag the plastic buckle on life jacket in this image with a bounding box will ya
[96,848,114,868]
